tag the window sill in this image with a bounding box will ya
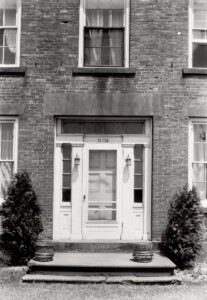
[0,67,26,75]
[182,68,207,76]
[72,67,136,76]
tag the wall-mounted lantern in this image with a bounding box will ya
[74,154,80,165]
[126,154,132,166]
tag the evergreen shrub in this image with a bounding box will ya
[160,185,206,268]
[1,171,43,265]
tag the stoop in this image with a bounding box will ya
[22,243,181,284]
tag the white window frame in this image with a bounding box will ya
[189,0,207,68]
[78,0,130,68]
[0,0,21,67]
[189,119,207,208]
[0,117,18,205]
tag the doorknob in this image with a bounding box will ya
[83,195,86,201]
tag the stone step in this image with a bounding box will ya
[22,274,182,284]
[27,252,176,277]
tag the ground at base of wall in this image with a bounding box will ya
[1,267,207,300]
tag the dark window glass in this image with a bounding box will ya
[193,44,207,68]
[124,122,145,134]
[134,145,143,203]
[62,144,72,203]
[62,121,83,134]
[134,190,142,204]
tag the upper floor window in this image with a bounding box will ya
[0,118,18,205]
[0,0,21,66]
[189,0,207,68]
[79,0,130,68]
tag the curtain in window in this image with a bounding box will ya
[0,123,14,199]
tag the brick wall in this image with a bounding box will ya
[0,0,206,240]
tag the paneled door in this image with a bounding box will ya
[82,144,122,239]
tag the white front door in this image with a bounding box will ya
[82,144,123,239]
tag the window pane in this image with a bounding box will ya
[135,161,143,174]
[134,175,143,189]
[0,47,2,64]
[63,174,71,189]
[4,46,15,64]
[134,145,143,160]
[61,121,82,134]
[0,0,16,9]
[86,0,124,9]
[193,29,207,39]
[63,160,71,174]
[194,1,207,28]
[0,10,3,26]
[194,124,207,142]
[134,190,143,203]
[193,44,207,68]
[194,143,205,161]
[110,48,123,66]
[194,182,206,200]
[112,10,124,26]
[86,9,99,26]
[85,29,103,48]
[5,9,16,26]
[62,189,71,202]
[84,47,101,66]
[85,122,104,134]
[62,144,71,160]
[0,161,13,198]
[193,163,205,182]
[124,122,145,134]
[0,123,13,160]
[109,30,123,47]
[101,10,110,27]
[104,122,122,134]
[0,30,3,46]
[88,210,116,221]
[100,47,111,65]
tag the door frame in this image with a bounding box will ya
[82,142,123,239]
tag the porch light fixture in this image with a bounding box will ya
[126,154,132,166]
[74,154,80,165]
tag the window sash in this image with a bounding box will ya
[79,0,129,68]
[0,0,20,66]
[0,122,15,202]
[62,144,72,203]
[84,27,124,66]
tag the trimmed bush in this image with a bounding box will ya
[1,171,43,266]
[160,185,206,268]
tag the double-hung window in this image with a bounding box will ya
[189,120,207,207]
[189,0,207,68]
[0,0,21,66]
[79,0,130,67]
[0,118,18,205]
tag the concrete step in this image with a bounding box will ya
[27,252,176,277]
[51,240,159,253]
[22,274,182,284]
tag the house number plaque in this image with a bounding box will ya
[98,138,109,143]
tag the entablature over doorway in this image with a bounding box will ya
[44,93,163,117]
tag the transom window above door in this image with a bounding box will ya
[60,120,145,135]
[79,0,130,67]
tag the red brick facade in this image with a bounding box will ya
[0,0,206,242]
